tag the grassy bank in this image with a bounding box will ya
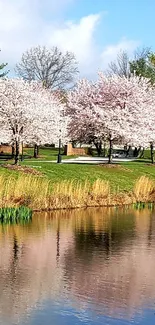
[20,160,155,192]
[1,160,155,193]
[0,172,154,210]
[16,148,155,192]
[0,146,155,192]
[0,147,155,210]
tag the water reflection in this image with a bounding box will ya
[0,207,155,324]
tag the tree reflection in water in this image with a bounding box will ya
[73,211,136,259]
[0,207,154,323]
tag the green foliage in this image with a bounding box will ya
[0,206,32,224]
[0,63,8,77]
[149,53,155,66]
[130,49,155,84]
[0,50,8,77]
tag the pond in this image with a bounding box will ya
[0,206,155,325]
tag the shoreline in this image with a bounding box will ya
[0,165,155,212]
[0,174,154,211]
[32,201,154,212]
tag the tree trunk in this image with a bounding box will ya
[15,139,20,165]
[108,137,113,164]
[103,141,106,157]
[133,147,138,157]
[126,145,131,157]
[124,144,128,157]
[34,144,38,158]
[139,147,145,158]
[37,145,39,156]
[94,141,102,157]
[99,141,102,157]
[137,146,141,157]
[150,143,154,164]
[72,140,76,148]
[21,141,24,161]
[11,144,15,158]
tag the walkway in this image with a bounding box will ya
[28,156,136,164]
[62,156,135,164]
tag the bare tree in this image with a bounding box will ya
[107,50,130,77]
[133,46,151,61]
[16,46,79,89]
[106,47,151,78]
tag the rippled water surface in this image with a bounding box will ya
[0,207,155,324]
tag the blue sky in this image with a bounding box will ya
[0,0,154,78]
[67,0,155,45]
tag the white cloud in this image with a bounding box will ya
[0,0,140,79]
[47,14,100,77]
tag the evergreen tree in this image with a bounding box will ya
[0,50,8,77]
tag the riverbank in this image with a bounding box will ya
[0,167,155,210]
[0,147,155,210]
[1,148,154,186]
[3,160,154,191]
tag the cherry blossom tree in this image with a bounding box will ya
[23,90,67,158]
[96,73,155,162]
[67,74,155,163]
[0,79,37,164]
[0,78,67,164]
[67,78,127,160]
[66,79,106,155]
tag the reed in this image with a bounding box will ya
[0,173,154,210]
[133,176,155,202]
[0,206,32,224]
[50,179,110,209]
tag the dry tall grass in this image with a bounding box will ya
[0,174,110,210]
[133,176,155,202]
[0,174,154,210]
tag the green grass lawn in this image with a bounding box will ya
[20,160,155,192]
[23,147,59,160]
[22,147,76,161]
[0,147,155,193]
